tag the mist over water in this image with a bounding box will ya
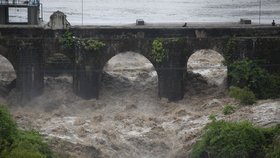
[41,0,280,25]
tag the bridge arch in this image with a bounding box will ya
[73,38,188,101]
[72,38,162,99]
[99,39,156,69]
[101,49,157,75]
[100,51,158,97]
[185,49,227,94]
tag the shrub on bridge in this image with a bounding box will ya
[59,30,106,54]
[59,30,76,49]
[82,39,106,52]
[0,105,57,158]
[191,119,280,158]
[151,39,166,63]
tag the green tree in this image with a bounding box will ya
[228,59,280,99]
[191,120,279,158]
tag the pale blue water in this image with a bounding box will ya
[41,0,280,25]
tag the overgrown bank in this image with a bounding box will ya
[228,59,280,103]
[191,118,280,158]
[0,105,57,158]
[190,42,280,157]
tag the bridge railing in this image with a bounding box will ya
[0,0,40,6]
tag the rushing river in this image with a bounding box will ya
[40,0,280,25]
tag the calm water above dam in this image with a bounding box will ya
[40,0,280,25]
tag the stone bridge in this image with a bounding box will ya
[0,23,280,101]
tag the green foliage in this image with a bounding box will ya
[228,59,280,99]
[223,104,236,115]
[82,39,106,52]
[265,135,280,158]
[12,131,55,158]
[59,30,75,49]
[151,39,166,63]
[0,105,57,158]
[0,105,17,152]
[191,120,280,158]
[229,86,256,105]
[208,114,217,122]
[228,59,256,87]
[59,31,106,54]
[223,38,238,66]
[3,147,45,158]
[251,73,280,99]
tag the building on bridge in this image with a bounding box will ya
[0,0,42,24]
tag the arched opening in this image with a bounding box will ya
[0,55,16,96]
[100,51,158,102]
[186,49,227,95]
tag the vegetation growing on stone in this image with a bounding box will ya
[0,105,57,158]
[59,30,75,49]
[151,39,166,63]
[82,39,106,52]
[59,30,106,53]
[191,119,280,158]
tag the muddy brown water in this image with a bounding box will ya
[0,50,279,158]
